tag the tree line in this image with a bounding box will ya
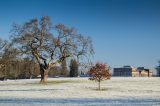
[0,56,79,80]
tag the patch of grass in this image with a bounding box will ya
[47,80,74,84]
[87,87,111,91]
[36,80,82,85]
[95,88,109,91]
[23,79,83,86]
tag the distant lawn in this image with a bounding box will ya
[47,80,77,84]
[29,79,82,85]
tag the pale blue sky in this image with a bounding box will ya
[0,0,160,72]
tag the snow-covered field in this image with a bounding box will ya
[0,77,160,106]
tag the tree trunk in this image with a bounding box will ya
[98,81,100,90]
[44,70,48,82]
[30,75,32,79]
[139,71,141,77]
[40,64,49,84]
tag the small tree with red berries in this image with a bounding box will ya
[88,63,111,90]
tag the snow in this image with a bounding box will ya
[0,77,160,106]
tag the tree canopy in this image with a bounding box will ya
[10,16,94,83]
[88,63,111,90]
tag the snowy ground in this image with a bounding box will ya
[0,77,160,106]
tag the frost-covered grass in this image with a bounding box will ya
[0,77,160,106]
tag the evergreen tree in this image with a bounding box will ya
[70,59,78,77]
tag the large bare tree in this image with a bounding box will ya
[11,16,94,83]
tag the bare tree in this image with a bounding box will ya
[0,38,7,79]
[0,38,7,58]
[11,16,94,83]
[0,40,19,79]
[88,63,111,90]
[60,59,68,77]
